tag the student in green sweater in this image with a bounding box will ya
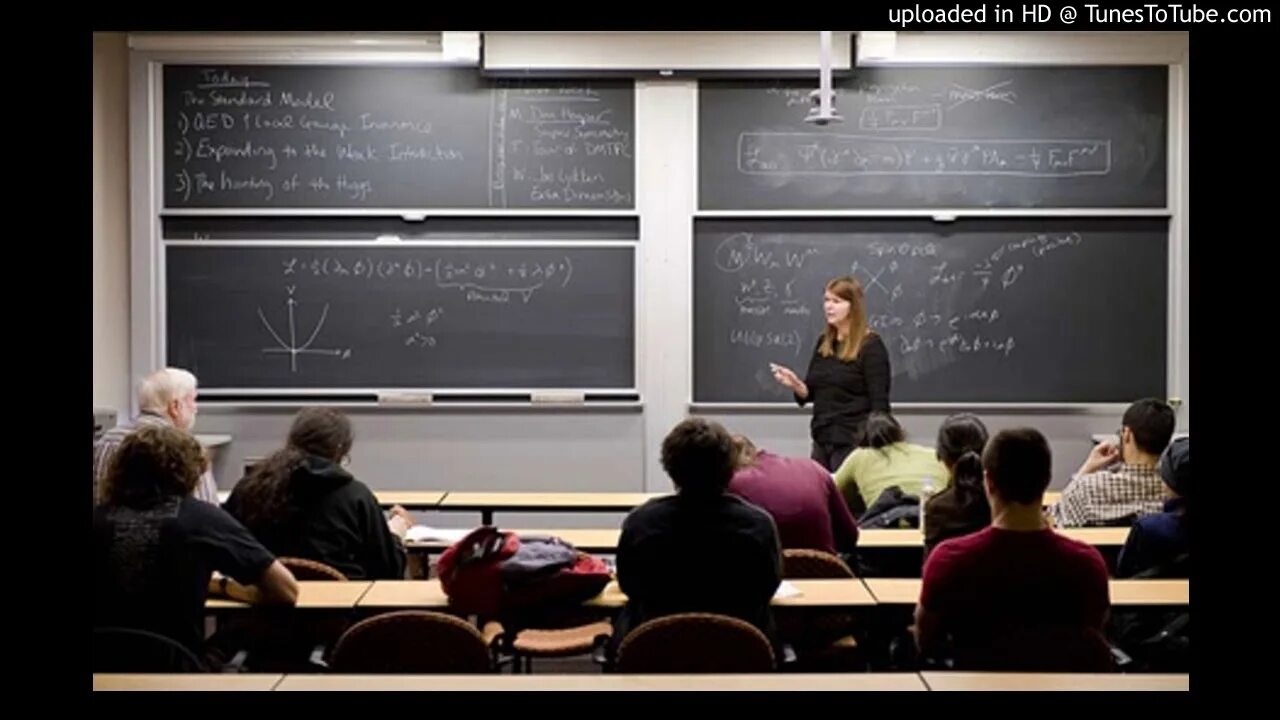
[832,412,948,517]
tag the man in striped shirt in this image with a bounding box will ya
[1053,398,1175,527]
[93,367,219,506]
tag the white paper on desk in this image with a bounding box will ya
[774,581,801,599]
[404,525,469,544]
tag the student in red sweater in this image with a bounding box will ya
[914,427,1113,671]
[728,434,860,558]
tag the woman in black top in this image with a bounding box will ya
[770,276,891,471]
[224,407,411,580]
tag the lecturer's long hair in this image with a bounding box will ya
[817,276,871,362]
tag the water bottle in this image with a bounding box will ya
[920,477,937,501]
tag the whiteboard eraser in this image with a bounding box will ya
[378,392,433,406]
[531,391,585,405]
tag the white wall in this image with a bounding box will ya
[93,32,132,414]
[114,32,1190,519]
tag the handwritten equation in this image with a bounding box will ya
[739,133,1111,178]
[713,231,1086,362]
[166,67,634,207]
[279,254,573,304]
[390,306,445,348]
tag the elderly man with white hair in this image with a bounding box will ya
[92,367,219,505]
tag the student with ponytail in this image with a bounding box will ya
[923,414,991,557]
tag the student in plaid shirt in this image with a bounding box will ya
[1053,398,1176,527]
[92,368,219,506]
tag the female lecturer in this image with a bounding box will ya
[770,276,892,472]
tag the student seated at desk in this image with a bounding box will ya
[1108,437,1191,672]
[1116,436,1190,579]
[923,414,991,558]
[224,407,411,580]
[92,367,219,506]
[94,425,298,667]
[915,428,1112,672]
[728,433,859,558]
[1054,398,1174,528]
[832,412,947,523]
[612,418,782,659]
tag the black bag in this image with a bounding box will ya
[859,486,920,529]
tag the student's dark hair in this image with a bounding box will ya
[661,417,736,498]
[101,424,204,509]
[982,427,1053,505]
[937,413,990,500]
[1121,398,1176,456]
[233,407,354,527]
[857,412,905,454]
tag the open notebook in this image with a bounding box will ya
[774,581,800,599]
[404,525,470,544]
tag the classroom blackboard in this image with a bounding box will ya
[699,66,1167,209]
[166,244,635,391]
[163,65,634,209]
[693,217,1167,404]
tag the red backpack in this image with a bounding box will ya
[437,526,612,617]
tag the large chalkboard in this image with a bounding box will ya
[699,66,1167,209]
[693,218,1167,404]
[163,65,634,209]
[166,245,635,391]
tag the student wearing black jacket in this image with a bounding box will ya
[224,407,409,580]
[770,275,892,472]
[614,417,783,660]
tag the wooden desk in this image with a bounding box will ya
[357,580,451,609]
[437,492,666,524]
[411,528,927,553]
[863,579,1188,607]
[401,526,1124,555]
[1043,491,1061,507]
[93,674,284,691]
[206,581,372,610]
[1109,580,1189,606]
[406,527,621,553]
[854,528,1126,549]
[921,672,1188,691]
[275,673,927,691]
[1058,527,1129,547]
[360,579,875,611]
[374,491,448,509]
[405,527,935,553]
[584,580,628,608]
[212,489,446,510]
[863,578,925,606]
[859,529,923,548]
[585,579,876,609]
[94,672,1184,692]
[773,579,878,608]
